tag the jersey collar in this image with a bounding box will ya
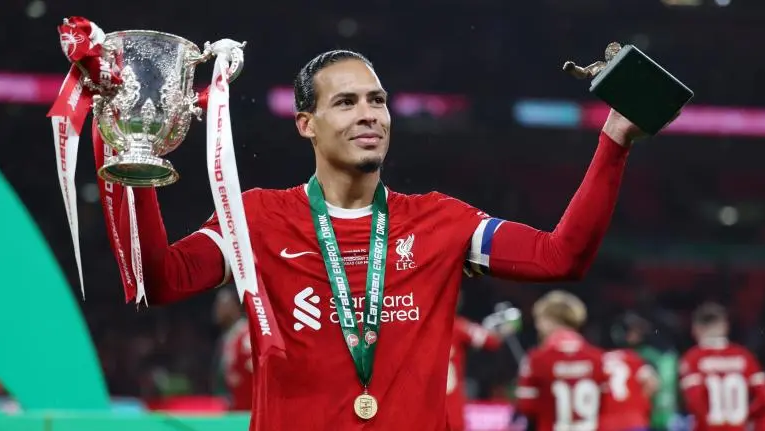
[699,337,729,349]
[302,183,389,219]
[543,328,584,350]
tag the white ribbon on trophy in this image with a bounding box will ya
[51,114,85,296]
[48,17,108,298]
[205,39,259,301]
[125,186,146,304]
[49,17,286,360]
[49,19,254,303]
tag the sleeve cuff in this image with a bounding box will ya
[197,228,231,287]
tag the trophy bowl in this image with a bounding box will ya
[93,30,242,187]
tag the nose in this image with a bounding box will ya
[356,101,378,125]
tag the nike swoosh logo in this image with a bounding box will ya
[280,248,318,259]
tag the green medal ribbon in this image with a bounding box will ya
[307,175,388,389]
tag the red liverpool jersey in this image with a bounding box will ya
[599,349,653,431]
[446,316,502,431]
[220,318,254,411]
[515,329,607,431]
[680,339,765,431]
[121,133,630,430]
[200,186,492,430]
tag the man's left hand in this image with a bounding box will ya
[602,108,680,147]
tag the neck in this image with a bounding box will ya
[315,161,380,209]
[222,315,241,331]
[698,335,728,347]
[543,325,576,342]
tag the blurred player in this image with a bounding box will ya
[679,302,765,431]
[213,288,253,411]
[515,290,606,431]
[446,316,503,431]
[599,348,658,431]
[446,302,521,431]
[611,312,678,430]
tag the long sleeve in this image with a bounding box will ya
[681,383,707,419]
[487,131,629,281]
[678,354,707,420]
[746,354,765,419]
[750,385,765,420]
[119,187,226,305]
[515,355,540,418]
[461,320,503,351]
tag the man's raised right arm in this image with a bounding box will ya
[119,188,229,305]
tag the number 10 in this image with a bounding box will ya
[705,373,748,425]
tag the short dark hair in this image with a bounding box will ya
[693,302,727,326]
[294,50,373,113]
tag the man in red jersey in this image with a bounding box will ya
[116,47,659,430]
[680,303,765,431]
[515,291,606,431]
[599,348,657,431]
[213,288,253,411]
[446,312,511,431]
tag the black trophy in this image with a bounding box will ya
[563,42,694,136]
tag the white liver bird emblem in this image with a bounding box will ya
[395,234,415,263]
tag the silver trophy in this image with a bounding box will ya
[91,30,244,187]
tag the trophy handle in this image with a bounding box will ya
[187,40,246,84]
[187,39,246,117]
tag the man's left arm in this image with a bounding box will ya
[514,354,541,418]
[678,353,706,420]
[744,351,765,419]
[464,320,502,351]
[464,110,636,281]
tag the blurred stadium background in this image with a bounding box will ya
[2,0,765,429]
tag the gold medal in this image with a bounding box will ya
[353,392,378,420]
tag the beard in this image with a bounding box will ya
[354,156,383,174]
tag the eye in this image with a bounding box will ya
[335,98,354,107]
[373,96,387,105]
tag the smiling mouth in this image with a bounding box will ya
[351,134,383,147]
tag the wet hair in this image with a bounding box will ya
[294,50,373,113]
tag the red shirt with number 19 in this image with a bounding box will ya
[118,133,628,430]
[515,329,607,431]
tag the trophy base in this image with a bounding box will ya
[98,154,179,187]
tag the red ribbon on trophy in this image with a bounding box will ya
[46,17,158,303]
[47,17,125,298]
[45,17,286,363]
[92,124,136,300]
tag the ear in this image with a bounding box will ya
[295,112,315,139]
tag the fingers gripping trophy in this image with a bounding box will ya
[47,17,257,307]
